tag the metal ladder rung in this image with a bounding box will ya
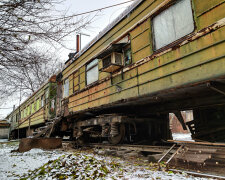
[166,144,184,165]
[158,144,176,164]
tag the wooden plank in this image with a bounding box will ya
[168,140,225,147]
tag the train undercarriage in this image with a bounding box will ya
[10,80,225,144]
[57,80,225,145]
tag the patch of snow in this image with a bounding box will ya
[172,133,194,141]
[0,142,65,179]
[0,139,8,142]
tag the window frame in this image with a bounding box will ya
[122,43,132,66]
[73,71,80,93]
[151,0,195,52]
[86,59,99,86]
[63,78,70,98]
[41,95,44,107]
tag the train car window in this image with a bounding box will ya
[51,99,55,112]
[24,108,26,118]
[123,44,132,66]
[152,0,194,50]
[27,106,30,115]
[31,102,34,114]
[86,59,99,85]
[36,98,40,110]
[63,78,69,98]
[45,89,49,105]
[41,95,44,107]
[16,113,18,122]
[21,110,23,119]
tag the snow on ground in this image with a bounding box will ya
[172,133,194,141]
[0,139,8,142]
[0,140,210,180]
[0,141,64,179]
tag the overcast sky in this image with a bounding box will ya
[0,0,133,119]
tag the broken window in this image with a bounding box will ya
[63,78,69,98]
[152,0,194,50]
[86,59,99,85]
[123,44,132,66]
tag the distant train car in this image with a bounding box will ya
[8,76,57,139]
[59,0,225,143]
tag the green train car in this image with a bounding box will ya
[7,76,57,139]
[59,0,225,143]
[6,0,225,143]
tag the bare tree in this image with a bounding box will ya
[0,0,96,104]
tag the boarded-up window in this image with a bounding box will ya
[63,78,69,98]
[86,59,98,85]
[153,0,194,50]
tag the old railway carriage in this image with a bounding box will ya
[59,0,225,144]
[9,76,57,139]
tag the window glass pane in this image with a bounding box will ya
[87,65,98,85]
[173,0,194,39]
[63,79,69,98]
[45,89,49,105]
[32,102,34,113]
[124,48,132,65]
[37,99,39,110]
[41,95,44,107]
[87,59,98,70]
[153,0,194,50]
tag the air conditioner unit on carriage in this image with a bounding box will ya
[101,52,123,73]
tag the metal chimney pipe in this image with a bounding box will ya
[76,34,81,53]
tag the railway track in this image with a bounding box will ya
[69,140,225,179]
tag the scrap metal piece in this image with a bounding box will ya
[173,111,188,130]
[18,138,62,152]
[207,81,225,96]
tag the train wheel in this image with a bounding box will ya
[76,133,89,145]
[108,123,125,144]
